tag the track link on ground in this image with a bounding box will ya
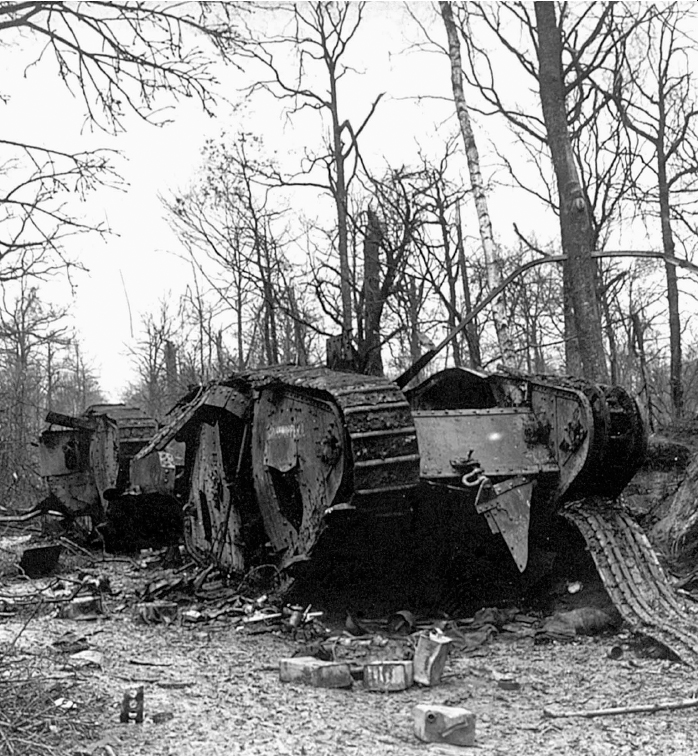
[562,497,698,667]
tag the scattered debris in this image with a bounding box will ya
[120,686,144,723]
[52,630,90,654]
[279,657,353,688]
[413,630,453,686]
[413,704,476,746]
[53,697,78,711]
[152,711,175,725]
[492,670,521,691]
[387,609,416,634]
[345,609,370,637]
[135,600,179,624]
[364,660,414,692]
[57,594,103,621]
[535,606,620,644]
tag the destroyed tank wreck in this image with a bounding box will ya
[36,405,160,526]
[132,364,643,573]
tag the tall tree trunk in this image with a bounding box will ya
[406,276,424,381]
[657,151,683,419]
[535,2,609,383]
[441,2,515,366]
[288,286,308,366]
[599,281,619,384]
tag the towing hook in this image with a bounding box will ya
[462,467,487,487]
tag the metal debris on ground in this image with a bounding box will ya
[492,670,521,691]
[413,704,476,746]
[535,606,621,644]
[135,600,179,624]
[57,594,103,620]
[363,660,414,691]
[387,609,416,634]
[120,686,144,723]
[413,630,453,686]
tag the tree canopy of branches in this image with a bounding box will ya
[0,1,242,284]
[240,1,383,363]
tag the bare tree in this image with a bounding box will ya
[605,3,698,418]
[0,283,92,505]
[164,134,316,371]
[0,2,242,282]
[436,2,659,380]
[125,299,182,421]
[242,2,383,361]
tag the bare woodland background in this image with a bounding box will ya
[2,2,698,509]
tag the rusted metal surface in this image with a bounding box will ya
[39,415,118,518]
[414,408,557,478]
[168,366,420,570]
[130,451,176,494]
[252,387,345,561]
[184,418,244,571]
[133,382,251,459]
[476,477,534,572]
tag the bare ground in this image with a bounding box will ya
[2,554,698,756]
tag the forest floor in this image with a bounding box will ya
[3,542,698,756]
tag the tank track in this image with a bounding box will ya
[236,366,421,501]
[522,373,647,500]
[562,498,698,667]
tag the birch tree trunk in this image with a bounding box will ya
[440,1,515,367]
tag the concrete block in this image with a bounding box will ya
[413,704,476,747]
[363,660,414,691]
[279,657,353,688]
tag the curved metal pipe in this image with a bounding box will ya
[396,250,698,389]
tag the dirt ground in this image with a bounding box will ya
[3,549,698,756]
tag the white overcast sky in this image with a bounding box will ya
[4,2,681,401]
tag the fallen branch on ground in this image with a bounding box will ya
[544,695,698,718]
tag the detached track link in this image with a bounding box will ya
[562,498,698,667]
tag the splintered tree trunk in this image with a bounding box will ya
[329,72,353,352]
[652,453,698,572]
[535,2,609,383]
[360,207,385,376]
[441,2,515,367]
[456,202,482,367]
[164,340,178,403]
